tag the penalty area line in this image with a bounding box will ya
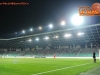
[32,62,93,75]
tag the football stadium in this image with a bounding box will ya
[0,23,100,75]
[0,0,100,75]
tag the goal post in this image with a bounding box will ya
[99,49,100,60]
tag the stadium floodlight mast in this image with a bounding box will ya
[39,26,42,30]
[64,34,72,37]
[44,36,49,40]
[28,39,32,42]
[49,24,53,28]
[35,38,39,41]
[30,28,33,32]
[77,32,84,36]
[22,30,25,34]
[54,35,58,38]
[61,21,65,26]
[71,14,84,26]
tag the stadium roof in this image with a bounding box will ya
[0,23,100,48]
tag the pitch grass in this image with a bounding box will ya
[0,58,100,75]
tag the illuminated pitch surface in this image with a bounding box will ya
[0,58,99,75]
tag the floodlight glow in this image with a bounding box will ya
[28,39,32,42]
[54,36,58,38]
[61,21,65,26]
[35,38,39,41]
[71,14,84,26]
[45,36,49,40]
[64,34,72,37]
[30,28,33,31]
[22,30,25,33]
[82,33,84,34]
[39,26,42,30]
[49,24,53,28]
[77,32,84,35]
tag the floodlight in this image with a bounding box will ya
[54,36,58,38]
[61,21,65,26]
[22,30,25,34]
[49,24,53,28]
[45,36,49,40]
[82,32,84,34]
[35,38,39,41]
[39,26,42,30]
[30,28,33,31]
[77,32,84,35]
[28,39,32,42]
[71,14,84,26]
[64,34,72,37]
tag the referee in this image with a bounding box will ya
[93,51,96,63]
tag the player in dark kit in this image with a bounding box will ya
[93,51,96,63]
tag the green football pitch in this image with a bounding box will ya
[0,58,100,75]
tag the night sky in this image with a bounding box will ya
[0,0,100,39]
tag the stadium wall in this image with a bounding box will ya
[1,56,100,59]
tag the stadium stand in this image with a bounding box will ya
[0,48,99,57]
[0,24,100,58]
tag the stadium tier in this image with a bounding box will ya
[0,48,99,57]
[0,24,100,57]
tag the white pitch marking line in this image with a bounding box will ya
[32,62,93,75]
